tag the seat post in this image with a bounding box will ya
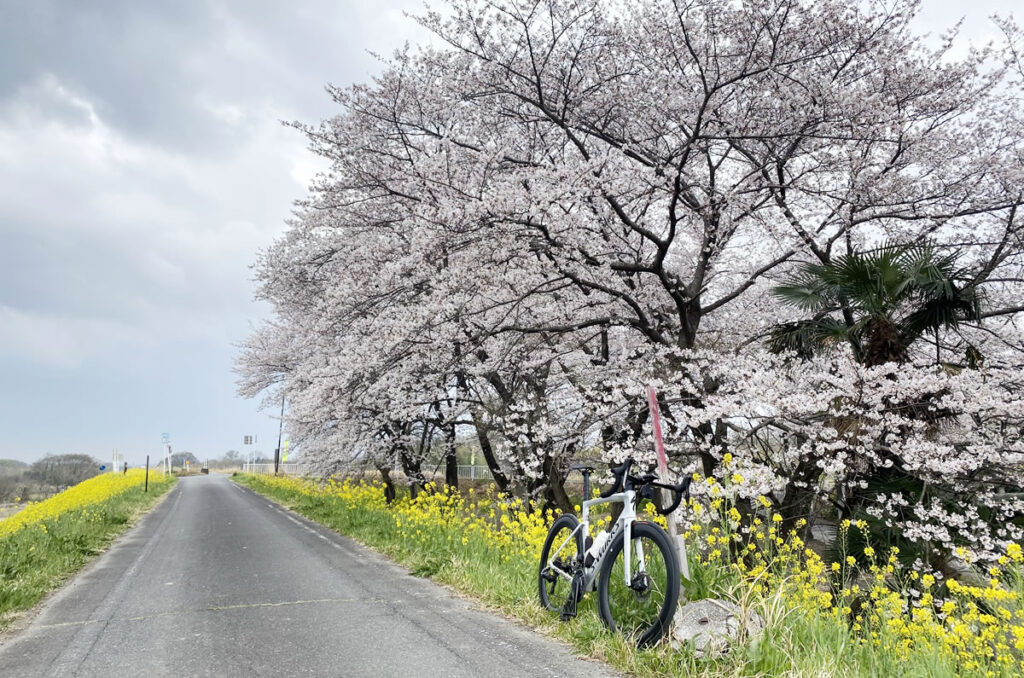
[581,470,591,507]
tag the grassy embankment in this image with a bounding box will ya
[0,470,176,627]
[236,473,1024,678]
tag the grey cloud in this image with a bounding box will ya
[0,1,424,462]
[0,0,231,152]
[0,1,425,155]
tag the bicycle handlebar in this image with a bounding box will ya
[599,459,633,498]
[597,459,691,515]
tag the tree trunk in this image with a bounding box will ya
[471,416,509,492]
[864,316,908,367]
[444,421,459,491]
[399,448,426,499]
[541,451,574,514]
[379,466,397,504]
[776,455,822,535]
[455,370,511,492]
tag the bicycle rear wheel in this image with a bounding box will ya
[596,521,679,647]
[538,514,584,612]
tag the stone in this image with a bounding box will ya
[669,598,764,657]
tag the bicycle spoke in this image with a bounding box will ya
[538,515,583,613]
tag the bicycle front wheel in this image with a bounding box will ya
[596,521,679,647]
[538,514,584,612]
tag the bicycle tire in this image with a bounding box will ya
[596,521,679,647]
[538,514,585,612]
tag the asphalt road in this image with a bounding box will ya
[0,475,619,678]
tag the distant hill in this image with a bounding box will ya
[0,459,28,475]
[0,460,29,500]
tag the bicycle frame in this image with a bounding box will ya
[546,489,645,590]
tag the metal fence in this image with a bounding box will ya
[397,465,497,481]
[241,463,497,481]
[242,463,313,476]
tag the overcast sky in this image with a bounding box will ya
[0,0,1015,466]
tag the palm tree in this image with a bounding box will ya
[768,243,983,366]
[768,242,987,571]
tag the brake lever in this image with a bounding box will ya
[654,477,692,516]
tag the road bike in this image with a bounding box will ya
[538,458,691,647]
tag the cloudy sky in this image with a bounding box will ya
[0,0,1015,466]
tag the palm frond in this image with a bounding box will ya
[772,271,834,311]
[767,317,851,358]
[770,240,986,366]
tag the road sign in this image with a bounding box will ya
[243,435,253,445]
[161,433,170,444]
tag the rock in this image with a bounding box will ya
[669,598,764,657]
[810,523,837,544]
[943,556,988,588]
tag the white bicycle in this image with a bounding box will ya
[538,458,691,647]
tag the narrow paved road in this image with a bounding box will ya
[0,475,619,678]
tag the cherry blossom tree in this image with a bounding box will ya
[238,0,1024,555]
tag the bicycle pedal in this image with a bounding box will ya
[560,571,586,620]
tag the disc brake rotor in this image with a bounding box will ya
[630,572,652,602]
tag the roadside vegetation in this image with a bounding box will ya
[239,473,1024,678]
[0,470,175,627]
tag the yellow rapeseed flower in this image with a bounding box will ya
[0,469,166,538]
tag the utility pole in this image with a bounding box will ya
[275,394,285,475]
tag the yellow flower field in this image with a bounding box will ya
[263,474,557,560]
[0,469,167,538]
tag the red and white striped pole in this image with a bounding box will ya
[647,386,690,583]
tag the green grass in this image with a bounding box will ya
[0,477,176,627]
[234,475,1016,678]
